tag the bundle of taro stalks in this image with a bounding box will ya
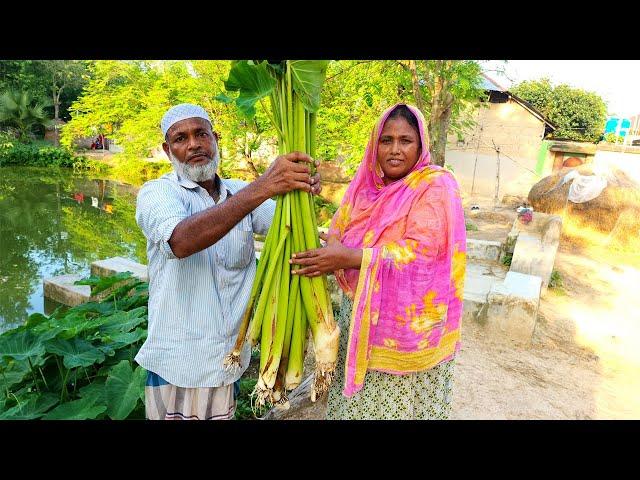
[219,60,340,410]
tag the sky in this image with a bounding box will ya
[480,60,640,118]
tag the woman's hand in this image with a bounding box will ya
[290,233,362,277]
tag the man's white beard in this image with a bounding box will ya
[169,150,219,182]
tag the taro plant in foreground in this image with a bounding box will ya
[0,272,149,420]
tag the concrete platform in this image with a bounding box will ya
[462,261,508,321]
[484,271,542,345]
[90,257,148,282]
[43,274,92,307]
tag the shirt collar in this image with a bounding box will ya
[173,171,231,203]
[174,171,200,190]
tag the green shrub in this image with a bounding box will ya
[0,142,89,169]
[549,270,563,289]
[465,220,478,231]
[0,273,149,420]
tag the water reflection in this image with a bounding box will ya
[0,166,146,332]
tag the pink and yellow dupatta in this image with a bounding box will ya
[327,103,467,397]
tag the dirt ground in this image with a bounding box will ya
[258,199,640,420]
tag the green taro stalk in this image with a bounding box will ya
[219,60,340,410]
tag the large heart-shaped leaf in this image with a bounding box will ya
[99,307,147,335]
[45,338,105,369]
[31,323,66,342]
[0,393,59,420]
[75,271,134,295]
[42,395,106,420]
[213,93,235,104]
[290,60,330,113]
[25,313,49,329]
[105,361,146,420]
[57,313,113,340]
[65,300,117,317]
[79,378,106,405]
[0,330,45,361]
[106,328,147,349]
[224,61,275,118]
[0,359,32,391]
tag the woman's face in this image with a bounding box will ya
[376,116,421,185]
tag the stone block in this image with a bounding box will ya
[484,271,542,345]
[43,274,92,307]
[466,238,503,262]
[90,257,148,282]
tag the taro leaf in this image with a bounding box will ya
[25,313,49,329]
[99,307,147,335]
[0,393,59,420]
[289,60,330,113]
[96,349,135,378]
[213,93,235,104]
[106,328,147,349]
[42,395,106,420]
[0,330,45,362]
[0,359,32,391]
[57,313,112,340]
[105,361,146,420]
[75,271,133,295]
[44,338,105,369]
[116,286,149,311]
[31,323,66,342]
[224,60,275,118]
[79,378,106,405]
[65,300,116,317]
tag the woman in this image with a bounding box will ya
[290,103,466,419]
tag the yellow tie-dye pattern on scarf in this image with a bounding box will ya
[404,168,444,190]
[334,202,352,237]
[381,240,419,269]
[452,244,467,302]
[363,229,375,248]
[392,291,448,336]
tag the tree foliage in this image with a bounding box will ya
[0,89,52,139]
[0,61,89,123]
[403,60,485,167]
[511,78,607,142]
[61,60,485,174]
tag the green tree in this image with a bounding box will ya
[315,60,411,173]
[402,60,485,167]
[0,89,52,140]
[511,79,607,142]
[0,61,89,126]
[37,61,89,145]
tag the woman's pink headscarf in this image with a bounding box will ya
[327,103,467,397]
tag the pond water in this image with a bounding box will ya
[0,166,147,333]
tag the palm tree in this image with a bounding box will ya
[0,89,53,140]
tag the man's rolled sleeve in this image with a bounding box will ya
[135,181,188,259]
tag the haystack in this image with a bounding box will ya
[528,166,640,245]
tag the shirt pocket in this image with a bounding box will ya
[219,215,254,270]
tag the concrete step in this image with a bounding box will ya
[462,261,508,320]
[90,257,148,282]
[484,271,543,345]
[43,274,92,307]
[466,238,503,262]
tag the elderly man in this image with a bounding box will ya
[134,104,320,420]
